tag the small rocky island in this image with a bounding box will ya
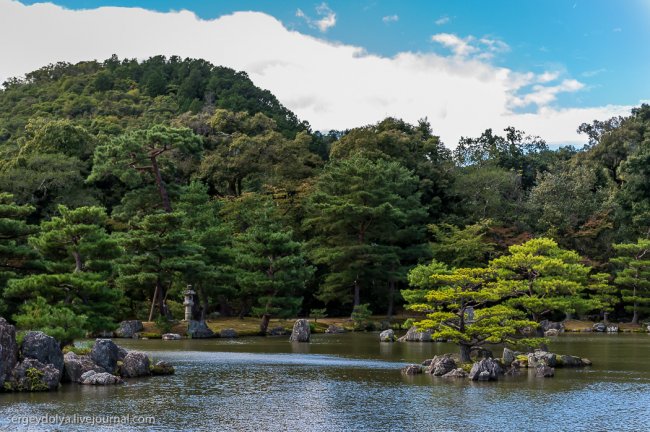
[0,318,174,392]
[400,347,591,381]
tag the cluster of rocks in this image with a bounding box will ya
[592,322,620,333]
[0,318,174,392]
[401,347,592,381]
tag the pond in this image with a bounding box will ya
[1,332,649,431]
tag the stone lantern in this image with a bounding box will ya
[183,285,195,321]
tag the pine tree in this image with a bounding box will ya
[234,199,313,333]
[489,238,598,323]
[5,205,121,335]
[0,193,41,315]
[404,261,539,362]
[304,155,427,313]
[611,239,650,324]
[117,211,202,321]
[177,181,235,319]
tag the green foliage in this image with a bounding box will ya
[234,197,314,323]
[14,297,87,346]
[62,342,92,356]
[428,220,496,267]
[611,239,650,323]
[5,205,121,333]
[350,303,372,330]
[309,308,328,322]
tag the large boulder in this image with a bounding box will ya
[121,352,151,378]
[544,329,560,337]
[397,326,432,342]
[558,354,589,367]
[9,358,61,391]
[90,339,120,373]
[502,348,515,366]
[425,354,457,376]
[21,331,64,374]
[187,320,214,339]
[379,329,395,342]
[528,350,557,367]
[63,352,105,383]
[220,328,238,338]
[401,364,422,375]
[540,320,564,332]
[79,370,123,385]
[325,325,345,334]
[0,318,18,387]
[468,358,503,381]
[114,320,144,338]
[289,319,310,343]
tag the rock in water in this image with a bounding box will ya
[0,318,18,387]
[9,358,61,391]
[114,320,144,338]
[442,368,468,378]
[379,329,395,342]
[592,322,606,332]
[528,350,557,367]
[536,365,555,378]
[21,331,64,374]
[121,352,151,378]
[425,354,457,376]
[544,329,560,337]
[397,326,432,342]
[401,364,422,375]
[91,339,120,373]
[80,370,123,385]
[150,361,175,376]
[325,325,345,334]
[469,358,503,381]
[289,319,310,343]
[162,333,182,340]
[606,325,619,333]
[502,348,515,366]
[267,327,287,336]
[63,352,105,383]
[187,320,215,339]
[220,329,238,338]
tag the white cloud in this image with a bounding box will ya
[382,14,398,24]
[435,16,450,25]
[0,0,637,147]
[431,33,509,60]
[296,2,336,32]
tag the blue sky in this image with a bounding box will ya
[19,0,650,109]
[2,0,648,146]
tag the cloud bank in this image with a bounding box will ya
[0,0,636,147]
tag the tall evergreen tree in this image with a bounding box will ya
[304,155,426,312]
[5,205,121,333]
[0,193,41,315]
[611,239,650,324]
[234,198,313,333]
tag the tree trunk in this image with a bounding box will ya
[260,314,271,334]
[564,311,573,320]
[151,156,172,212]
[632,304,639,324]
[353,280,360,307]
[386,280,395,318]
[603,311,610,325]
[459,344,472,363]
[148,283,159,322]
[72,250,83,273]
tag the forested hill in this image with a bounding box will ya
[1,55,650,338]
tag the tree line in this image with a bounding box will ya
[0,56,649,341]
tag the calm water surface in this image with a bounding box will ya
[1,332,649,431]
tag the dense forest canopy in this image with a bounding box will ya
[1,55,649,338]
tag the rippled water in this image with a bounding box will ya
[1,332,649,431]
